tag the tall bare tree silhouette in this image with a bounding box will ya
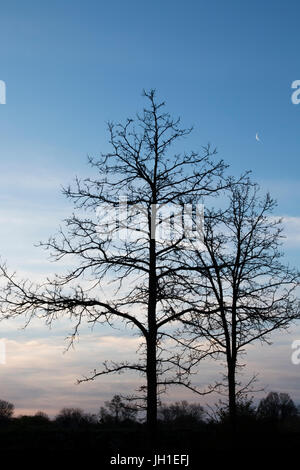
[0,90,227,443]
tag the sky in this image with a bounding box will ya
[0,0,300,416]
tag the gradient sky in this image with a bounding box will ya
[0,0,300,416]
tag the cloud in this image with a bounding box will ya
[1,320,300,417]
[281,216,300,247]
[0,333,144,417]
[0,166,69,193]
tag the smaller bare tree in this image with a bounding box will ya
[176,180,300,433]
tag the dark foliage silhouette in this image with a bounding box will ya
[55,407,97,428]
[210,396,257,430]
[158,400,205,426]
[0,399,14,421]
[99,394,138,424]
[0,395,299,457]
[257,391,298,424]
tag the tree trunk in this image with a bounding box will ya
[147,236,157,447]
[228,361,237,435]
[146,331,157,445]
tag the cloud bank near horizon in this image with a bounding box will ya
[0,321,300,417]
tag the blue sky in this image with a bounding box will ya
[0,0,300,415]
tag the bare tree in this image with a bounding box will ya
[257,391,298,423]
[0,399,14,421]
[34,411,50,423]
[176,181,299,433]
[0,90,227,443]
[55,407,96,427]
[99,394,137,424]
[158,400,205,425]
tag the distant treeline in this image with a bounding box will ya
[0,392,300,456]
[1,391,299,429]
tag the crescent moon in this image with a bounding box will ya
[255,133,260,142]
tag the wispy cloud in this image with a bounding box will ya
[0,334,144,417]
[281,216,300,247]
[0,321,299,416]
